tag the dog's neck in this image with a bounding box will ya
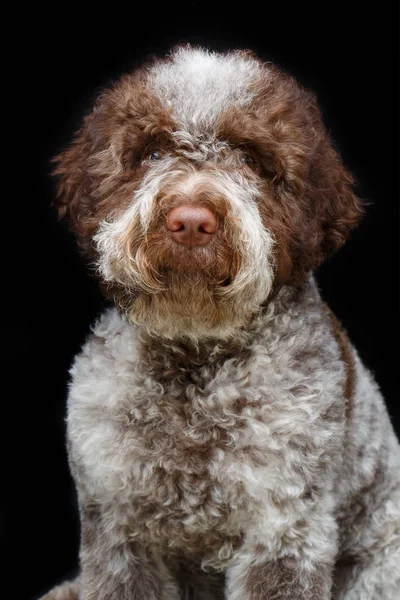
[135,276,317,376]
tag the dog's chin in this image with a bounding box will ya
[114,270,262,342]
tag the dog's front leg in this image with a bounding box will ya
[78,500,180,600]
[225,510,337,600]
[225,554,332,600]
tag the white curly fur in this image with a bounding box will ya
[149,47,263,131]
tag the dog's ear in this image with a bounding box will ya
[270,88,365,282]
[51,113,94,223]
[306,129,365,260]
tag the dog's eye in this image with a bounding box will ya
[148,151,161,161]
[240,150,276,179]
[139,149,163,165]
[241,153,257,169]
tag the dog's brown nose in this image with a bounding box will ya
[166,205,218,248]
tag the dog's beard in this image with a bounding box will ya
[97,223,275,340]
[113,268,265,341]
[107,226,274,340]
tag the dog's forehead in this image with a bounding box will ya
[147,47,263,132]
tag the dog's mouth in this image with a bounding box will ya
[155,267,234,292]
[139,226,236,289]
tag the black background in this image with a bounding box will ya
[4,5,399,599]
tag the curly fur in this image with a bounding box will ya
[41,46,400,599]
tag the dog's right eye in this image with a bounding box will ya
[147,151,161,161]
[241,153,257,168]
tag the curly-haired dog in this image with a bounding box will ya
[42,46,400,599]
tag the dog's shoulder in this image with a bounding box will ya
[68,306,141,389]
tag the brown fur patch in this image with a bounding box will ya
[246,557,331,599]
[177,559,225,599]
[324,306,356,419]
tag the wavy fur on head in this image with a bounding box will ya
[42,46,400,600]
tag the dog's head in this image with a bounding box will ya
[53,46,363,340]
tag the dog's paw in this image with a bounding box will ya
[38,579,79,600]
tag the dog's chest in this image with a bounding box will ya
[68,298,343,565]
[113,355,261,561]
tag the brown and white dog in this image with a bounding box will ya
[43,46,400,599]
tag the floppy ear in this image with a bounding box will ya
[272,88,366,282]
[254,84,365,286]
[306,128,365,259]
[51,113,94,222]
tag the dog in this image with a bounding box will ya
[42,46,400,599]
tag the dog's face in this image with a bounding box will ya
[54,47,363,340]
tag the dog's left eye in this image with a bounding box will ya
[148,151,161,161]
